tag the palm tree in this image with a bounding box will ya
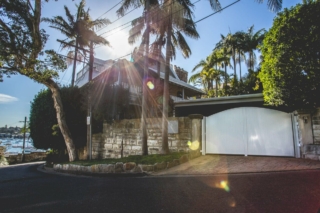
[217,48,232,94]
[218,33,238,81]
[190,57,215,93]
[190,51,225,97]
[120,0,199,154]
[243,25,266,72]
[152,0,199,154]
[234,31,246,82]
[43,0,110,87]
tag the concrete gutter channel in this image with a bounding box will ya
[38,155,320,177]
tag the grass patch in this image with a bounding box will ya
[65,152,187,166]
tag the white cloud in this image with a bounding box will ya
[0,94,18,103]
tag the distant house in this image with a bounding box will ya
[75,52,204,119]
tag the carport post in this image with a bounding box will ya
[188,114,203,159]
[202,116,206,155]
[291,112,301,158]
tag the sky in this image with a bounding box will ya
[0,0,302,128]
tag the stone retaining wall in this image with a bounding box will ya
[5,152,47,164]
[90,117,195,159]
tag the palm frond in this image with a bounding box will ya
[64,5,75,25]
[255,0,282,12]
[208,0,222,11]
[174,31,191,58]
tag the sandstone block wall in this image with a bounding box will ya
[91,117,192,159]
[5,152,47,164]
[312,109,320,144]
[0,146,5,156]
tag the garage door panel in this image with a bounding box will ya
[246,108,294,156]
[206,107,294,157]
[206,108,246,155]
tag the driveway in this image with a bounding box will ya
[154,155,320,176]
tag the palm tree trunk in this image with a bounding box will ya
[71,37,79,87]
[161,20,172,155]
[232,48,236,79]
[224,64,227,94]
[141,0,150,155]
[250,52,254,71]
[215,79,218,97]
[44,78,77,161]
[239,51,242,82]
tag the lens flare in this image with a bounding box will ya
[187,140,199,150]
[147,81,154,90]
[229,198,236,207]
[220,180,230,192]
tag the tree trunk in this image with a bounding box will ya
[215,79,218,97]
[161,20,172,155]
[141,0,150,155]
[45,78,77,161]
[71,37,79,87]
[224,64,227,94]
[239,51,242,82]
[232,48,236,79]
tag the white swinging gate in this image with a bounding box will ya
[202,107,300,157]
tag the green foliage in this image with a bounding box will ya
[66,152,187,166]
[29,83,131,144]
[259,0,320,109]
[30,86,87,151]
[84,84,131,132]
[0,155,9,166]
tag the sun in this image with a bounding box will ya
[96,30,135,60]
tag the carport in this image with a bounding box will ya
[174,94,300,158]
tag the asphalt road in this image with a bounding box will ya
[0,163,320,213]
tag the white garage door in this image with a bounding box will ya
[205,107,295,157]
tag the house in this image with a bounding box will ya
[75,52,205,119]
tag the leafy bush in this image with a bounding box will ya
[30,86,87,151]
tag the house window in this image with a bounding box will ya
[177,91,183,98]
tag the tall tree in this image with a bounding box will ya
[158,0,200,154]
[190,51,225,97]
[243,25,266,72]
[119,0,199,154]
[218,33,237,81]
[117,0,159,155]
[234,31,246,82]
[43,0,111,87]
[259,0,320,109]
[0,0,77,161]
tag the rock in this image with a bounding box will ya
[173,159,180,166]
[123,162,136,171]
[167,161,175,169]
[179,155,189,164]
[115,162,124,173]
[62,164,70,171]
[53,164,62,171]
[68,164,77,171]
[78,165,85,173]
[101,164,115,173]
[154,161,166,171]
[131,165,142,173]
[139,164,154,172]
[189,150,201,159]
[91,164,100,173]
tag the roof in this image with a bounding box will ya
[158,71,205,95]
[174,93,264,107]
[77,57,205,96]
[174,93,293,117]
